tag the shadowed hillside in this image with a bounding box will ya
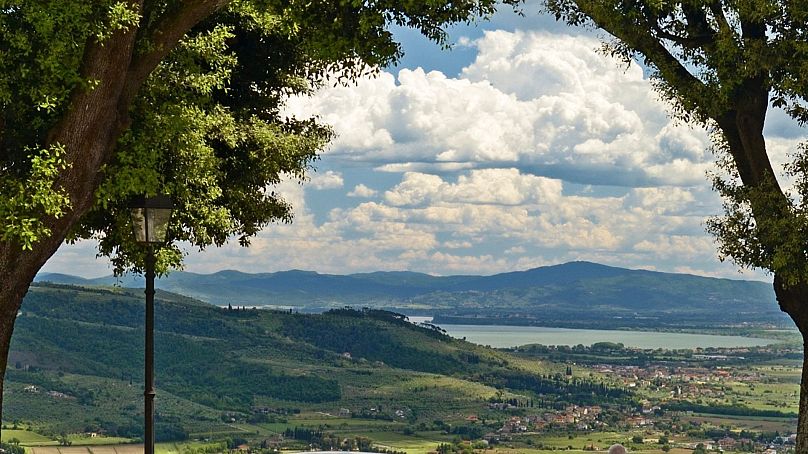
[4,283,630,439]
[35,262,786,328]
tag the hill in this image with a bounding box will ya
[3,283,629,440]
[35,262,787,329]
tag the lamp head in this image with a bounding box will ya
[129,195,173,244]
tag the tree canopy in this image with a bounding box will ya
[0,0,518,273]
[542,0,808,446]
[0,0,521,432]
[545,0,808,283]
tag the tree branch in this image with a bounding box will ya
[2,1,147,323]
[121,0,231,106]
[651,24,712,48]
[574,1,718,117]
[707,2,731,36]
[681,4,714,41]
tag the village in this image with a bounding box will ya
[452,344,803,453]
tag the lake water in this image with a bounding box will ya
[408,317,775,349]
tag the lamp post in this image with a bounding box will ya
[129,195,173,454]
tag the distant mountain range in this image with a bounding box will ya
[35,261,789,329]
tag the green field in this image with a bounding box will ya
[22,441,224,454]
[66,435,135,446]
[1,429,54,445]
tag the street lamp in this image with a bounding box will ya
[129,194,173,454]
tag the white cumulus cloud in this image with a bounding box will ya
[286,30,712,188]
[308,170,344,189]
[347,184,379,198]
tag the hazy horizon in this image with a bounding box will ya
[36,259,774,283]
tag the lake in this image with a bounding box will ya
[408,317,776,349]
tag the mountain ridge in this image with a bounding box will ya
[36,260,771,288]
[36,261,785,328]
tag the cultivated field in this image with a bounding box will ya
[27,446,142,454]
[25,443,221,454]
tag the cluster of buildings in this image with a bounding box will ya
[22,385,71,399]
[591,364,744,386]
[590,363,767,402]
[683,434,797,453]
[478,404,606,434]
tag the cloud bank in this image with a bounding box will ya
[47,29,806,280]
[287,31,713,188]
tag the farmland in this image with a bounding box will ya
[1,283,804,453]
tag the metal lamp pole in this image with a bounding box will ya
[129,194,173,454]
[144,246,156,454]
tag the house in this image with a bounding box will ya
[718,437,736,450]
[533,421,547,430]
[466,415,479,422]
[259,435,284,449]
[699,441,715,450]
[483,433,499,442]
[788,434,798,445]
[339,408,351,417]
[626,416,650,427]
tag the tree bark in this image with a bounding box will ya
[774,275,808,452]
[0,256,37,434]
[800,354,808,454]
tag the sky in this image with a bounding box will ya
[41,3,807,280]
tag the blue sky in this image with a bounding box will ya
[42,4,805,280]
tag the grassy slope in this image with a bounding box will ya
[6,283,612,439]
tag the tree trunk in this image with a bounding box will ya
[0,8,142,436]
[774,274,808,452]
[800,346,808,454]
[0,281,24,436]
[0,247,62,437]
[0,1,228,435]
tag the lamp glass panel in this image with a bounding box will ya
[146,207,172,243]
[131,208,148,243]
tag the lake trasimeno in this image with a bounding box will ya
[409,318,777,349]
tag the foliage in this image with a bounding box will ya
[0,441,24,454]
[706,149,808,285]
[0,0,520,273]
[541,1,808,285]
[0,145,70,250]
[476,370,629,405]
[663,400,797,418]
[283,426,405,453]
[279,308,472,374]
[546,1,806,124]
[12,285,345,409]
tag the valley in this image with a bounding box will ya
[1,281,803,453]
